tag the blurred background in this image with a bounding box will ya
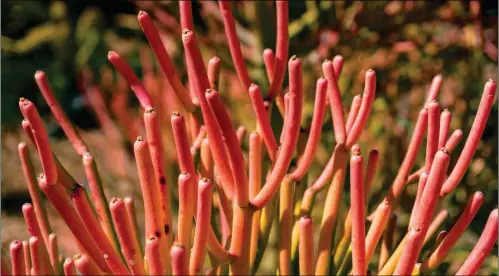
[1,1,498,274]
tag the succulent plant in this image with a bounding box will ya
[2,1,497,275]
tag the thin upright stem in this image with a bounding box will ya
[322,60,346,144]
[70,184,130,275]
[346,69,377,147]
[350,145,366,276]
[109,198,146,275]
[190,178,214,274]
[266,1,288,100]
[10,241,24,276]
[298,216,314,275]
[137,11,195,112]
[438,109,452,149]
[289,77,328,180]
[219,1,252,90]
[278,177,294,275]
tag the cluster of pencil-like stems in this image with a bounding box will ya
[4,1,498,275]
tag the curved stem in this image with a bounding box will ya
[445,129,464,152]
[206,89,249,206]
[441,80,496,196]
[182,29,236,201]
[425,75,443,107]
[332,55,344,78]
[137,11,195,112]
[346,69,376,147]
[421,191,484,272]
[289,77,328,180]
[19,100,57,186]
[34,71,87,155]
[107,51,153,109]
[455,209,498,275]
[266,0,288,100]
[395,149,450,275]
[322,60,346,144]
[378,210,448,275]
[219,1,252,90]
[250,56,303,210]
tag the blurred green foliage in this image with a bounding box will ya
[1,1,498,274]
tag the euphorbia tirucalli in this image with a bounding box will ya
[4,1,498,275]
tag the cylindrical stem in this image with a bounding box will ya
[71,185,129,275]
[266,1,288,100]
[278,177,294,275]
[251,56,303,210]
[190,178,214,274]
[109,198,146,275]
[455,209,498,275]
[346,69,377,147]
[21,204,54,275]
[421,191,484,271]
[171,244,188,275]
[438,109,452,149]
[73,254,102,275]
[289,77,328,180]
[29,237,43,276]
[145,237,162,275]
[10,241,24,275]
[441,80,496,196]
[299,216,314,275]
[137,11,195,112]
[425,101,440,171]
[219,1,251,90]
[322,60,346,144]
[63,258,76,275]
[249,132,263,268]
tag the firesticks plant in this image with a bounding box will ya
[3,1,497,275]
